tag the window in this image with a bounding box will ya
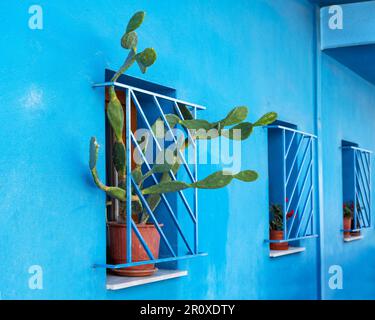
[342,141,372,241]
[267,122,318,254]
[93,71,207,286]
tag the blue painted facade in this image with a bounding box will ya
[0,0,375,299]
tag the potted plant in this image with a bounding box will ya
[343,202,353,239]
[89,11,278,277]
[269,201,295,250]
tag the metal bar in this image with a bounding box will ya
[356,153,371,208]
[193,106,199,254]
[310,142,314,236]
[131,219,155,260]
[93,252,208,269]
[132,178,177,257]
[286,135,305,185]
[131,132,196,224]
[296,188,314,237]
[359,151,370,188]
[130,90,162,151]
[282,129,287,240]
[341,227,369,232]
[356,158,370,209]
[287,161,313,239]
[369,152,372,227]
[153,96,196,183]
[125,88,132,263]
[355,191,367,228]
[174,101,196,148]
[285,131,296,160]
[355,165,370,228]
[267,125,318,138]
[286,138,313,212]
[299,206,314,238]
[93,81,206,110]
[130,133,194,254]
[130,90,196,223]
[353,150,358,230]
[266,234,319,243]
[355,164,369,226]
[342,146,373,154]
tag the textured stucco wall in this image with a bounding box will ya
[0,0,374,300]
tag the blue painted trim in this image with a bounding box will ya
[315,4,325,300]
[125,88,132,263]
[93,82,207,110]
[265,234,319,243]
[267,125,318,138]
[93,253,208,269]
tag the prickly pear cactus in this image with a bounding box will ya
[88,11,278,225]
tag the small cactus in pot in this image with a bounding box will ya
[89,11,277,276]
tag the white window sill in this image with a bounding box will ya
[344,235,363,242]
[106,269,188,290]
[269,246,306,258]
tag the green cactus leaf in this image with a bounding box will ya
[142,181,190,195]
[179,119,212,130]
[221,122,253,140]
[194,128,220,140]
[126,11,145,34]
[113,142,126,176]
[105,187,126,201]
[107,90,124,141]
[132,198,143,215]
[192,170,234,189]
[89,137,99,170]
[253,112,278,127]
[234,170,258,182]
[165,114,181,128]
[136,48,157,74]
[217,106,249,127]
[139,152,176,184]
[89,139,126,202]
[132,167,143,185]
[176,104,194,120]
[151,118,165,138]
[121,31,138,49]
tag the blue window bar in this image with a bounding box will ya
[342,143,372,232]
[266,123,319,243]
[93,74,207,270]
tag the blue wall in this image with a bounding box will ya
[0,0,374,300]
[320,53,375,299]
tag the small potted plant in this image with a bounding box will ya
[89,11,277,277]
[269,202,295,251]
[343,202,353,238]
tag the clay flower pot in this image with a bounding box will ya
[343,217,352,238]
[270,230,289,251]
[107,222,161,277]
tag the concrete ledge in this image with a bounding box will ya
[106,269,188,290]
[320,1,375,50]
[269,247,306,258]
[344,235,363,242]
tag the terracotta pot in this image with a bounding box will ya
[343,217,352,238]
[269,230,289,251]
[107,222,161,277]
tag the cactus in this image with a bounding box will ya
[142,170,259,195]
[89,11,278,225]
